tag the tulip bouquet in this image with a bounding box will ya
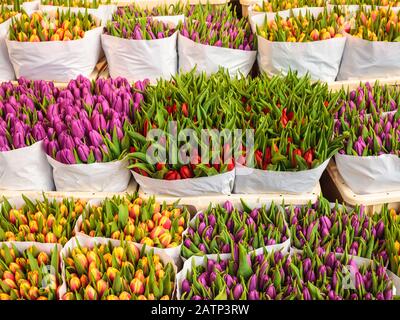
[105,16,176,40]
[178,4,256,77]
[181,200,289,260]
[233,72,344,193]
[0,195,85,245]
[127,70,237,195]
[336,110,400,156]
[6,8,103,81]
[254,8,347,81]
[286,198,388,262]
[61,238,176,300]
[0,5,17,24]
[0,243,62,300]
[102,3,180,82]
[330,0,400,5]
[0,78,58,189]
[43,76,147,191]
[333,82,400,119]
[180,5,254,51]
[334,110,400,193]
[256,8,346,42]
[40,0,111,8]
[385,208,400,277]
[43,76,147,165]
[241,72,343,171]
[252,0,326,13]
[347,7,400,41]
[113,2,186,18]
[179,243,394,300]
[338,6,400,79]
[0,81,50,152]
[0,5,18,81]
[9,9,98,41]
[77,194,190,250]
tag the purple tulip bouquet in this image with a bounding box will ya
[102,8,181,82]
[0,78,58,190]
[334,82,400,119]
[178,243,394,300]
[334,107,400,194]
[43,76,148,192]
[181,200,289,260]
[178,3,256,77]
[286,198,388,262]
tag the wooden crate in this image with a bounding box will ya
[327,160,400,215]
[0,180,138,202]
[138,183,321,212]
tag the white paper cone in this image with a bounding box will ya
[0,141,54,191]
[335,153,400,194]
[132,169,235,196]
[234,158,329,194]
[178,33,256,77]
[6,26,102,82]
[47,155,131,192]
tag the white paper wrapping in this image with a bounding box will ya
[0,17,16,81]
[6,26,102,82]
[47,155,131,192]
[58,235,177,299]
[178,33,256,77]
[387,270,400,296]
[39,4,117,24]
[251,9,346,82]
[335,153,400,194]
[233,158,329,194]
[0,141,54,191]
[132,169,235,196]
[102,31,178,83]
[0,241,63,299]
[21,1,40,14]
[180,203,290,264]
[337,33,400,81]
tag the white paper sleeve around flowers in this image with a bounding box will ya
[0,141,54,191]
[337,33,400,81]
[251,10,346,82]
[102,30,180,84]
[39,4,117,24]
[46,155,131,192]
[132,169,235,196]
[0,18,16,81]
[335,153,400,194]
[6,27,102,82]
[233,158,329,194]
[178,33,257,77]
[58,235,177,299]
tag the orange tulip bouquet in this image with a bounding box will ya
[6,9,102,81]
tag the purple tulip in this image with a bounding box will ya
[248,290,259,300]
[223,201,234,213]
[89,130,103,147]
[182,279,191,293]
[232,284,243,300]
[77,144,90,163]
[58,148,76,164]
[303,287,311,300]
[266,285,276,299]
[248,274,257,292]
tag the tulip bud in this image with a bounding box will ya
[84,285,98,300]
